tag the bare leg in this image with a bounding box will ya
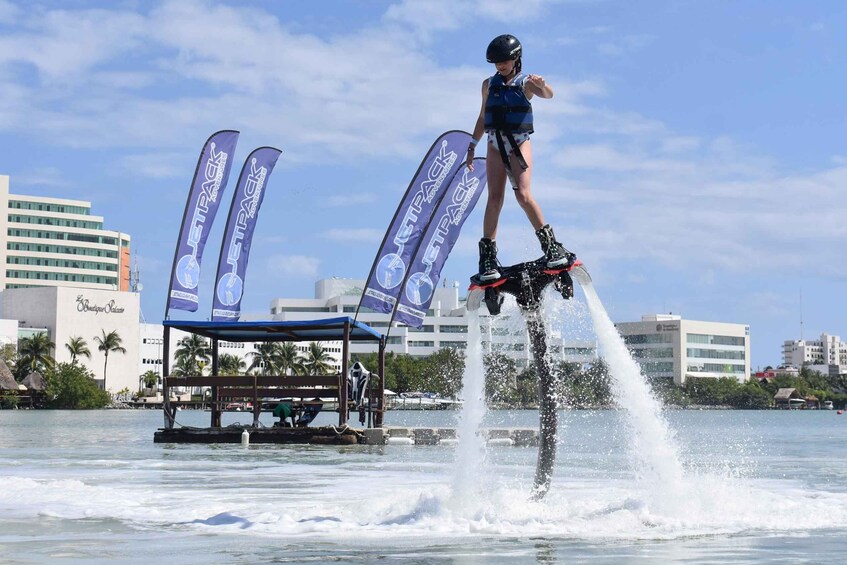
[483,141,507,240]
[510,140,546,230]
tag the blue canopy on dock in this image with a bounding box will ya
[162,316,383,342]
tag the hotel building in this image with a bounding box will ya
[614,314,750,385]
[1,174,131,292]
[782,333,847,376]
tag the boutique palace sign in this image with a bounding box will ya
[76,295,126,315]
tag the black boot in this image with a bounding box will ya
[535,224,575,268]
[478,238,501,281]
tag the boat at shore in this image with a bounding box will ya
[387,392,461,411]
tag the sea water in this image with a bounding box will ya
[1,409,847,562]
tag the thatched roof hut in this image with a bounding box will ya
[22,371,46,391]
[774,388,799,401]
[0,359,19,390]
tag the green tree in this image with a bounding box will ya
[422,348,465,399]
[392,352,426,393]
[514,366,540,406]
[140,369,159,392]
[218,353,246,376]
[484,352,518,403]
[728,381,772,409]
[170,356,196,377]
[65,336,91,364]
[278,343,305,376]
[173,333,210,376]
[17,332,55,379]
[93,329,126,391]
[0,343,17,368]
[248,342,281,375]
[302,342,334,375]
[45,362,110,409]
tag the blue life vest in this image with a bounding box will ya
[484,73,533,134]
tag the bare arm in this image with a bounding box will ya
[525,74,554,99]
[466,79,489,170]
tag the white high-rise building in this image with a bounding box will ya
[782,333,847,376]
[1,174,131,292]
[615,314,751,385]
[269,278,597,369]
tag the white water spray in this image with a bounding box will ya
[579,281,686,512]
[452,310,488,507]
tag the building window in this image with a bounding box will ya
[624,334,673,345]
[686,334,745,346]
[631,348,674,359]
[686,348,745,360]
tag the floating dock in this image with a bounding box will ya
[153,426,539,446]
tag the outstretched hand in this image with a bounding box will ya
[527,74,546,88]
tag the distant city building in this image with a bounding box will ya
[615,314,750,385]
[269,277,597,369]
[0,286,140,392]
[0,174,131,292]
[782,333,847,376]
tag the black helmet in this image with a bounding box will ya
[486,34,522,63]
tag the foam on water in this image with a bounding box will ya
[5,471,847,542]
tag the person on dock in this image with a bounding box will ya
[273,401,295,427]
[466,34,576,281]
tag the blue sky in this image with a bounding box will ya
[0,0,844,369]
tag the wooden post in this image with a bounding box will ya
[340,321,350,426]
[162,326,173,429]
[252,372,259,427]
[377,335,386,427]
[211,338,221,428]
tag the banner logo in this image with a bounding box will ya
[176,143,229,290]
[165,130,239,314]
[211,146,282,321]
[216,158,267,306]
[404,168,480,306]
[358,131,471,316]
[392,158,487,328]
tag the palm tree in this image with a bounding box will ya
[278,342,305,376]
[174,334,210,376]
[140,369,159,393]
[218,353,246,376]
[247,342,282,376]
[65,336,91,365]
[17,332,55,376]
[302,342,333,375]
[93,330,126,391]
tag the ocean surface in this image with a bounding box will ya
[1,408,846,564]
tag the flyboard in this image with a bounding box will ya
[467,257,592,500]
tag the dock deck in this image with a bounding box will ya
[153,426,540,446]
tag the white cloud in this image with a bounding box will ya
[321,228,384,243]
[267,254,320,278]
[0,8,146,80]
